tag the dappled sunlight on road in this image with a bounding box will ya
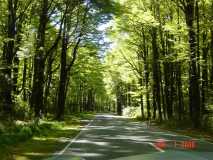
[45,114,213,160]
[74,139,110,146]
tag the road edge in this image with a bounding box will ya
[46,115,96,160]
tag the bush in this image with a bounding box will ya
[0,123,5,134]
[202,114,213,132]
[14,95,31,120]
[0,118,66,149]
[18,126,33,139]
[123,107,141,118]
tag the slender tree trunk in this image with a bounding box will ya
[13,23,23,94]
[116,85,122,116]
[176,62,184,120]
[164,62,174,120]
[28,58,33,102]
[138,74,144,118]
[201,32,209,114]
[196,1,200,78]
[87,89,94,111]
[13,55,19,94]
[142,30,151,119]
[144,61,151,119]
[127,83,131,107]
[164,34,175,120]
[145,67,151,119]
[79,84,83,112]
[56,24,68,120]
[22,58,27,101]
[137,49,144,118]
[210,29,213,86]
[152,27,162,121]
[44,50,56,111]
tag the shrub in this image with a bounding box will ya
[123,107,141,118]
[14,95,31,120]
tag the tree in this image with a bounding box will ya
[0,0,33,116]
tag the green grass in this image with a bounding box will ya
[132,115,213,143]
[0,112,94,160]
[157,119,213,143]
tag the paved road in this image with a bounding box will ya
[49,114,213,160]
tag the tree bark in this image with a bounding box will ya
[151,27,162,121]
[56,19,68,120]
[176,62,184,120]
[210,29,213,86]
[0,0,17,116]
[22,58,27,101]
[31,0,48,118]
[184,0,201,128]
[201,32,209,114]
[116,84,122,116]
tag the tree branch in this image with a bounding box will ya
[45,6,68,60]
[16,0,34,21]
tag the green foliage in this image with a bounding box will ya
[103,0,213,130]
[0,119,67,148]
[14,96,31,120]
[0,0,212,144]
[123,107,141,118]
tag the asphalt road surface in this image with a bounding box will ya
[48,114,213,160]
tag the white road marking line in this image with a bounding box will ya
[48,116,96,160]
[56,119,95,155]
[148,142,165,153]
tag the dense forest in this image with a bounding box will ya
[0,0,213,131]
[105,0,213,130]
[0,0,118,121]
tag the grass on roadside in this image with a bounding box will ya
[132,116,213,143]
[156,120,213,143]
[0,112,94,160]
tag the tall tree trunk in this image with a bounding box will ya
[164,62,174,120]
[28,58,33,102]
[210,29,213,86]
[116,85,122,116]
[0,0,17,116]
[201,32,209,114]
[152,27,162,121]
[44,49,57,112]
[13,55,19,94]
[56,24,68,120]
[127,83,131,107]
[209,2,213,114]
[138,51,144,118]
[142,30,151,119]
[139,77,144,119]
[196,1,200,78]
[31,0,48,118]
[87,89,94,111]
[164,34,175,120]
[22,58,27,101]
[13,22,23,94]
[176,62,184,120]
[144,61,151,119]
[185,0,201,128]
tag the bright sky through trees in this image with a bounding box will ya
[0,0,213,159]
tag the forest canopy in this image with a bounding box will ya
[0,0,213,131]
